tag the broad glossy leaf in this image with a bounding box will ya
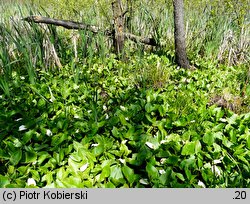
[203,131,214,146]
[146,163,159,180]
[69,150,83,162]
[119,141,131,156]
[181,141,196,155]
[37,152,51,165]
[222,136,233,148]
[73,141,84,151]
[173,117,187,127]
[56,167,67,180]
[111,127,120,139]
[0,148,8,159]
[93,145,104,157]
[105,182,116,188]
[24,150,37,163]
[159,173,168,186]
[41,172,53,184]
[180,156,197,169]
[118,112,129,126]
[51,133,68,147]
[243,112,250,121]
[68,158,81,172]
[37,98,46,108]
[124,127,135,140]
[195,141,202,154]
[10,148,22,166]
[55,179,67,188]
[57,120,64,129]
[122,165,135,184]
[30,170,40,181]
[5,184,22,188]
[100,165,111,182]
[17,166,29,175]
[110,165,124,184]
[215,108,224,121]
[212,123,225,132]
[0,175,10,187]
[12,138,22,148]
[22,130,35,144]
[62,176,83,188]
[227,114,239,125]
[145,103,154,113]
[175,172,185,182]
[213,143,221,152]
[158,105,167,117]
[165,156,179,165]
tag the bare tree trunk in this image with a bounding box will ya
[173,0,190,68]
[112,0,125,56]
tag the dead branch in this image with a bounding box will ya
[23,15,157,46]
[124,32,156,46]
[23,16,103,34]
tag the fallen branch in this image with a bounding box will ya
[23,16,105,34]
[124,32,156,46]
[23,15,156,46]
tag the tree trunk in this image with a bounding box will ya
[112,0,125,56]
[173,0,190,68]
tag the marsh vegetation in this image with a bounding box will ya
[0,0,249,187]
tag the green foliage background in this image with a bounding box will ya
[0,0,249,188]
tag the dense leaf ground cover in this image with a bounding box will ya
[0,0,249,188]
[1,55,249,187]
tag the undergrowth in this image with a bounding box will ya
[0,0,249,188]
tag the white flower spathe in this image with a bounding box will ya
[91,143,99,147]
[159,169,166,175]
[73,84,79,90]
[160,140,167,144]
[160,158,167,164]
[120,105,126,111]
[27,178,36,186]
[49,98,55,102]
[121,140,128,144]
[46,129,52,136]
[198,180,206,188]
[145,142,155,149]
[74,115,80,119]
[219,118,227,122]
[213,159,222,164]
[79,163,88,172]
[105,114,109,119]
[18,125,27,131]
[139,179,149,185]
[118,158,125,164]
[212,165,221,176]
